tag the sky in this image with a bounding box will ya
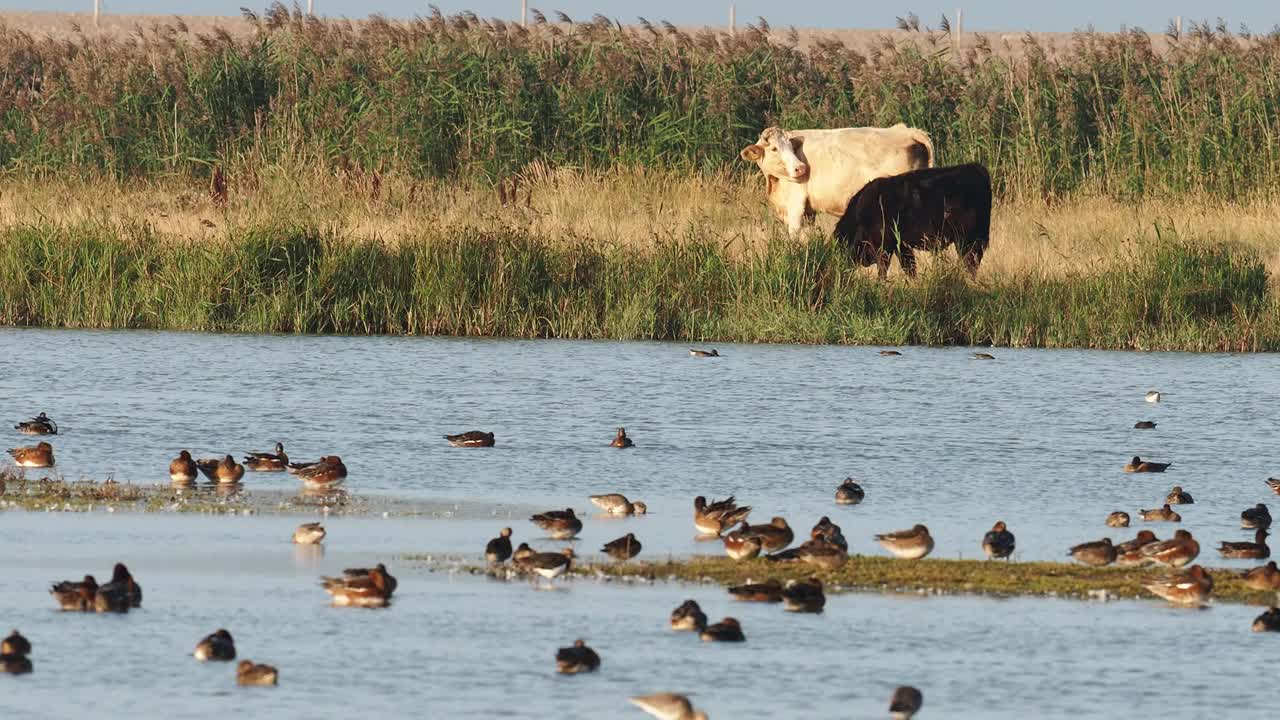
[3,1,1277,34]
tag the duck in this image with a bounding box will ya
[94,563,142,612]
[781,577,825,613]
[512,542,535,565]
[875,524,935,559]
[700,617,745,642]
[485,527,513,563]
[1106,511,1131,528]
[236,659,279,686]
[601,533,642,561]
[522,548,575,582]
[693,495,752,536]
[628,693,709,720]
[0,652,31,675]
[1218,529,1270,559]
[834,477,865,505]
[972,352,995,360]
[443,431,495,448]
[1114,530,1159,566]
[797,539,849,570]
[14,412,57,435]
[879,350,902,356]
[1268,478,1280,496]
[193,629,236,661]
[6,441,54,468]
[727,579,783,603]
[292,522,326,545]
[589,493,646,516]
[169,450,198,485]
[243,442,288,472]
[1165,486,1194,505]
[669,600,707,632]
[811,516,848,550]
[1134,420,1157,429]
[287,455,347,488]
[320,564,395,607]
[722,527,763,560]
[530,508,582,539]
[1068,538,1116,566]
[737,517,794,553]
[1,630,30,657]
[1140,504,1181,522]
[1125,455,1171,473]
[689,349,720,358]
[890,686,924,720]
[339,565,399,595]
[49,575,98,611]
[982,521,1015,560]
[610,428,634,448]
[1139,529,1200,567]
[1145,390,1161,402]
[1252,607,1280,632]
[197,454,245,484]
[1242,561,1280,591]
[554,639,600,674]
[1144,564,1213,605]
[1242,503,1272,530]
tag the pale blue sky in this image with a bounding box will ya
[3,1,1276,33]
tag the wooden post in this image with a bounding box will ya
[729,4,736,36]
[1175,15,1182,38]
[521,0,528,27]
[93,0,99,29]
[955,8,962,53]
[307,0,313,16]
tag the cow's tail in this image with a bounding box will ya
[905,127,936,168]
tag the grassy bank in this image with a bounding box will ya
[2,5,1280,200]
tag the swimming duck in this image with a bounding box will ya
[628,693,709,720]
[797,539,849,570]
[530,508,582,539]
[485,527,513,563]
[49,575,98,611]
[1114,530,1159,566]
[693,495,752,536]
[1242,561,1280,591]
[834,478,865,505]
[1144,564,1213,605]
[236,659,278,686]
[610,428,634,448]
[1218,529,1270,559]
[194,629,236,661]
[727,579,783,603]
[1068,538,1116,566]
[1,630,30,657]
[1139,529,1200,567]
[522,548,575,582]
[287,455,347,488]
[444,431,495,447]
[781,577,825,613]
[1140,504,1181,522]
[879,350,902,356]
[196,455,245,484]
[554,639,601,674]
[1145,390,1161,402]
[669,600,707,632]
[890,686,924,720]
[243,443,289,472]
[722,527,763,560]
[700,617,745,642]
[320,563,395,607]
[811,516,848,550]
[972,352,995,360]
[169,450,198,485]
[1125,456,1171,473]
[982,521,1015,560]
[875,524,935,559]
[292,522,326,545]
[689,349,720,357]
[6,441,54,468]
[0,652,31,674]
[1242,503,1272,530]
[1165,486,1194,505]
[94,563,142,612]
[1252,607,1280,632]
[737,517,794,553]
[589,493,646,516]
[602,533,642,561]
[1134,420,1156,429]
[13,412,57,435]
[1106,511,1131,528]
[1268,478,1280,496]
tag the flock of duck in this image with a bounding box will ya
[6,366,1280,716]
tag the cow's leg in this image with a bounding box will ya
[876,250,890,281]
[963,244,984,276]
[898,247,918,277]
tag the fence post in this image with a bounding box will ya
[307,0,313,16]
[521,0,528,27]
[1175,15,1182,37]
[93,0,99,29]
[954,8,962,53]
[729,3,736,36]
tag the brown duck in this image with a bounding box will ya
[781,578,825,613]
[737,517,794,553]
[7,441,54,468]
[13,412,57,435]
[443,431,495,448]
[320,563,395,607]
[609,428,634,448]
[982,521,1015,560]
[1252,607,1280,632]
[834,477,865,505]
[1068,538,1116,566]
[669,600,707,632]
[602,533,642,561]
[1242,561,1280,591]
[722,527,762,560]
[169,450,198,485]
[1105,511,1131,528]
[236,659,278,686]
[1124,455,1171,473]
[1144,564,1213,605]
[485,527,513,563]
[2,630,31,657]
[1242,503,1272,530]
[1139,529,1200,567]
[727,579,783,603]
[810,516,847,550]
[194,629,236,661]
[1165,486,1194,505]
[522,548,575,582]
[554,639,601,674]
[530,508,582,539]
[700,617,745,642]
[693,495,752,536]
[49,575,97,611]
[197,455,245,484]
[243,442,289,472]
[1115,530,1159,566]
[1218,529,1270,559]
[1139,504,1181,522]
[875,524,935,559]
[287,455,347,489]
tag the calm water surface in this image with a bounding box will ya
[2,329,1279,717]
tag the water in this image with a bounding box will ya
[2,329,1279,717]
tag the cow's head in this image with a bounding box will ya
[739,127,808,182]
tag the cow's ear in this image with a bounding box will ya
[740,144,764,162]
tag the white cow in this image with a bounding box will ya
[739,124,935,234]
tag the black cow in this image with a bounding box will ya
[833,163,992,278]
